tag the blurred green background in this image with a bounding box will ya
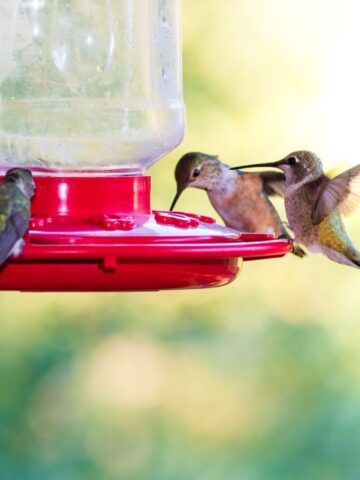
[2,1,360,479]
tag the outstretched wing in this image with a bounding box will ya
[312,164,360,225]
[259,171,286,197]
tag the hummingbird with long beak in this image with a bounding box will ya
[170,152,305,257]
[0,168,35,266]
[231,150,360,269]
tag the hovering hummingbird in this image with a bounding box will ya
[0,168,35,266]
[170,152,305,257]
[231,150,360,269]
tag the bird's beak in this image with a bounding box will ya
[169,189,183,211]
[230,159,285,170]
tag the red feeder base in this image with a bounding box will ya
[0,170,292,292]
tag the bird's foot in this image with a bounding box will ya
[277,234,307,258]
[291,243,307,258]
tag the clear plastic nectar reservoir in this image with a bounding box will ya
[0,0,185,172]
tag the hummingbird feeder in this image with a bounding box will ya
[0,0,291,292]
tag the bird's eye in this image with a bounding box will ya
[287,156,299,166]
[193,167,201,178]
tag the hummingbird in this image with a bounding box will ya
[231,150,360,269]
[0,168,35,266]
[170,152,306,257]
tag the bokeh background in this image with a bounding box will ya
[2,1,360,478]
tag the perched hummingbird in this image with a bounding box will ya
[231,150,360,268]
[0,168,35,266]
[170,152,305,257]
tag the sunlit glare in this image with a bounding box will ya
[315,1,360,166]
